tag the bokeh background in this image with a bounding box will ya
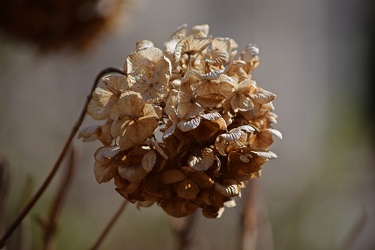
[0,0,374,249]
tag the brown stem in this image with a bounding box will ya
[42,148,76,250]
[90,200,128,250]
[172,212,199,250]
[239,179,259,250]
[0,67,125,249]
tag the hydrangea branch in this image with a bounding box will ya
[0,67,125,249]
[41,148,76,250]
[90,200,128,250]
[171,212,199,250]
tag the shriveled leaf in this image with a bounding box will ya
[200,112,221,121]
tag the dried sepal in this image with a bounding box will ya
[78,125,101,142]
[187,148,215,171]
[141,150,157,173]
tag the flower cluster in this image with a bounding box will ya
[79,24,281,218]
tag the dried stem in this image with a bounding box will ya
[90,200,128,250]
[0,67,125,249]
[42,148,76,250]
[171,212,199,250]
[239,179,259,250]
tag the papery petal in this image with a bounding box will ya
[118,164,147,184]
[160,169,186,184]
[78,125,101,142]
[214,181,240,197]
[251,151,278,159]
[94,160,120,183]
[177,116,201,132]
[187,148,215,171]
[88,87,118,120]
[141,150,156,173]
[177,179,200,200]
[94,146,120,162]
[268,128,283,140]
[250,88,276,104]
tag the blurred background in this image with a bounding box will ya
[0,0,374,249]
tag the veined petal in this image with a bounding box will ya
[177,116,201,132]
[187,148,215,171]
[251,151,278,159]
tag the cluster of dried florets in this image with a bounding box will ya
[79,24,281,218]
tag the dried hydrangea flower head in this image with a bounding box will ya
[80,24,281,218]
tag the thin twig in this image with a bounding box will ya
[90,200,128,250]
[0,67,125,249]
[42,148,76,250]
[239,179,259,250]
[171,211,199,250]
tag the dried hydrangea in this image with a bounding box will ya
[79,24,281,218]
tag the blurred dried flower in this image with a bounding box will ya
[0,0,129,51]
[80,24,281,218]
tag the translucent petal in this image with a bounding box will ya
[177,116,201,132]
[251,151,278,159]
[187,147,215,171]
[160,169,186,184]
[141,150,156,173]
[94,146,120,162]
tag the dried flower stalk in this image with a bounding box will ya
[0,67,125,249]
[80,24,282,218]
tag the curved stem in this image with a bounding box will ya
[42,148,76,250]
[90,200,128,250]
[0,67,125,249]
